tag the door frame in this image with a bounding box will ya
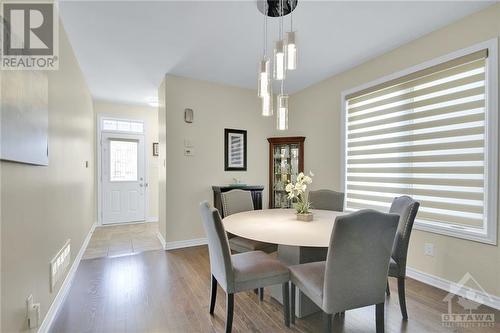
[97,114,148,226]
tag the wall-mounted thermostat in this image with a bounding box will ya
[184,108,194,123]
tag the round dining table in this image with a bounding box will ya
[223,208,347,317]
[223,208,346,247]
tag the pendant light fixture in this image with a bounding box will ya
[274,0,286,81]
[258,59,270,98]
[257,0,297,126]
[276,0,289,130]
[285,32,297,70]
[262,89,273,117]
[274,40,286,80]
[277,92,289,130]
[285,0,297,70]
[258,1,271,99]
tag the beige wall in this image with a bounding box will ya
[161,75,277,243]
[158,80,167,240]
[0,22,95,332]
[289,4,500,297]
[0,63,3,333]
[93,100,159,221]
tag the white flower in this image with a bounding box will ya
[303,176,312,184]
[309,171,314,177]
[297,172,304,182]
[285,183,294,192]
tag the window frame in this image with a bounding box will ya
[340,39,498,245]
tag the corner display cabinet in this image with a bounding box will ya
[268,137,305,208]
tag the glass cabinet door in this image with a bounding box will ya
[272,143,300,208]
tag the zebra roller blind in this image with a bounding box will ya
[345,50,488,228]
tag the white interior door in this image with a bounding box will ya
[101,133,146,224]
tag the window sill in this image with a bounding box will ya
[414,220,497,245]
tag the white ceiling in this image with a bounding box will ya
[59,1,495,106]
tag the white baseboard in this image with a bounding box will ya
[38,222,97,333]
[165,238,207,251]
[147,216,159,223]
[156,231,166,250]
[406,266,500,310]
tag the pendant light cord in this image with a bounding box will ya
[280,0,284,96]
[263,1,267,57]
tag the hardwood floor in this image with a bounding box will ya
[50,246,499,333]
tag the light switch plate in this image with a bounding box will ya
[424,243,434,256]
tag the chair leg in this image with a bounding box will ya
[376,302,384,333]
[282,283,290,327]
[259,287,264,301]
[225,293,234,333]
[386,280,391,296]
[253,288,259,295]
[290,282,296,324]
[209,275,217,315]
[397,277,408,320]
[322,312,332,333]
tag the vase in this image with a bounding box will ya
[296,212,313,222]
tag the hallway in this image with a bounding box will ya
[83,223,162,260]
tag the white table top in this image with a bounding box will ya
[223,209,346,247]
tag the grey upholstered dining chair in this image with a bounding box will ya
[199,201,290,333]
[289,209,399,333]
[386,196,420,320]
[221,189,277,254]
[221,189,278,300]
[309,189,345,211]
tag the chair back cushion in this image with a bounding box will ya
[221,189,254,217]
[309,189,344,211]
[323,209,399,313]
[199,201,234,291]
[389,196,420,273]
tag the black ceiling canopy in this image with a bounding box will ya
[257,0,298,18]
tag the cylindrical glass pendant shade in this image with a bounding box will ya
[257,58,270,98]
[274,40,286,80]
[286,31,297,70]
[276,94,289,130]
[262,89,273,117]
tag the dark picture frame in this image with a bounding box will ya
[224,128,247,171]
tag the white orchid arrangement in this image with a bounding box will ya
[285,171,314,214]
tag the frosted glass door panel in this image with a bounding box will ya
[109,140,138,182]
